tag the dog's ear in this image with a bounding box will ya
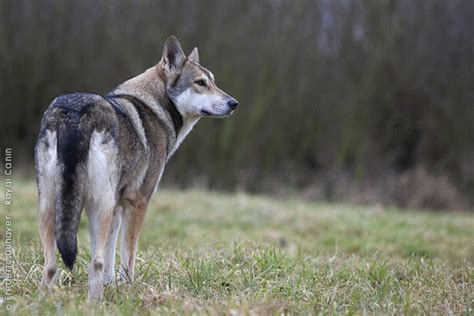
[188,47,199,64]
[162,35,186,71]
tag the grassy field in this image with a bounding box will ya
[1,180,473,314]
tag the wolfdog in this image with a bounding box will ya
[35,36,238,300]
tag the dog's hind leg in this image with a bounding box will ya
[86,198,115,301]
[85,131,119,301]
[36,130,59,289]
[118,199,149,283]
[39,205,57,289]
[103,205,122,285]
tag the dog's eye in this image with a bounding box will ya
[194,79,206,87]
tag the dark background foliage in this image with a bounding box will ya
[1,0,473,210]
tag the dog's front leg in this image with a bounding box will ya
[119,199,149,282]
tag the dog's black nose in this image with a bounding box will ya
[227,99,239,110]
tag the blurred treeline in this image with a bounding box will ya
[1,0,473,210]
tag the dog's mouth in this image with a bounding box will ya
[201,108,234,117]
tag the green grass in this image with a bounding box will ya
[1,180,473,314]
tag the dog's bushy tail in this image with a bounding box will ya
[55,114,90,270]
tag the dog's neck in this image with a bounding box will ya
[169,115,200,157]
[112,66,199,159]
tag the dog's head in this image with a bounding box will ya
[158,36,238,118]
